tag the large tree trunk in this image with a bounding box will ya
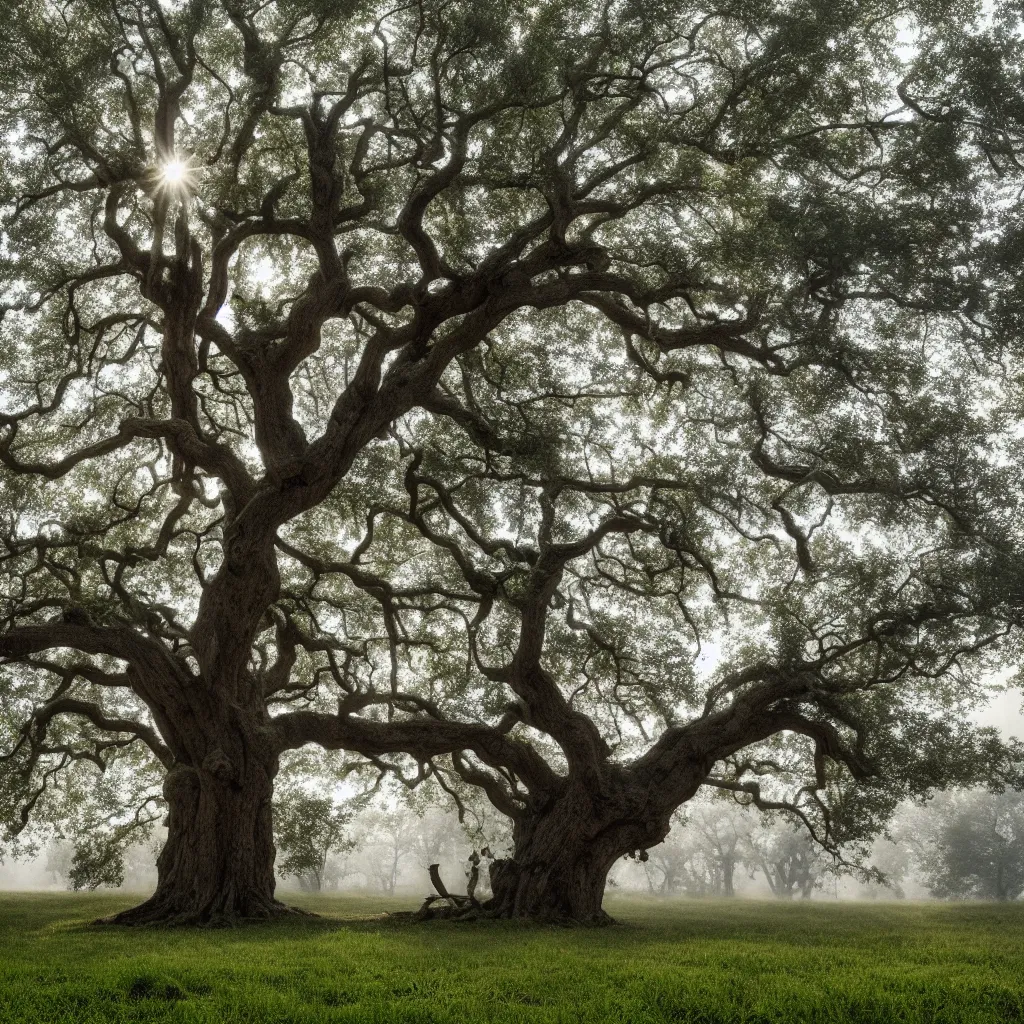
[103,743,291,926]
[482,786,670,924]
[486,846,613,923]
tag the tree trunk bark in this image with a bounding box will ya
[486,847,613,923]
[721,858,735,897]
[481,786,669,924]
[102,747,291,926]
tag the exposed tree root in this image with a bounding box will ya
[405,901,614,926]
[390,860,615,926]
[96,894,312,928]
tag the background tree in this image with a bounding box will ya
[1,0,1023,924]
[45,835,160,892]
[640,813,707,897]
[686,802,748,898]
[2,741,162,890]
[744,817,829,900]
[640,806,745,898]
[637,800,832,898]
[918,790,1024,903]
[273,790,356,892]
[405,804,473,893]
[349,808,416,895]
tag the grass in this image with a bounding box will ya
[0,892,1022,1023]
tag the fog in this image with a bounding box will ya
[4,692,1021,899]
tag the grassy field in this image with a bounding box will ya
[0,892,1022,1023]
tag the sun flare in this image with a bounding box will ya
[162,160,186,184]
[152,154,199,197]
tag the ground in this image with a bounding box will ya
[0,893,1021,1023]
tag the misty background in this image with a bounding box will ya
[3,692,1020,901]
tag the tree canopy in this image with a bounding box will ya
[918,789,1024,902]
[1,0,1024,923]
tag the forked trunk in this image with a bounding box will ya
[103,749,290,926]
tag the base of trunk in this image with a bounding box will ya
[97,891,308,928]
[404,901,613,926]
[486,855,612,922]
[96,758,288,927]
[402,855,614,925]
[481,907,613,925]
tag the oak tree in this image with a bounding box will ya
[273,790,355,892]
[2,0,1023,923]
[919,789,1024,902]
[745,817,828,899]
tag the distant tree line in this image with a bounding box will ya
[635,802,830,900]
[35,783,1022,905]
[881,790,1024,903]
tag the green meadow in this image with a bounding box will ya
[0,892,1021,1023]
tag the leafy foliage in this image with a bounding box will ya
[0,0,1022,916]
[919,790,1024,902]
[273,791,356,892]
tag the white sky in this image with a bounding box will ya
[974,687,1024,740]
